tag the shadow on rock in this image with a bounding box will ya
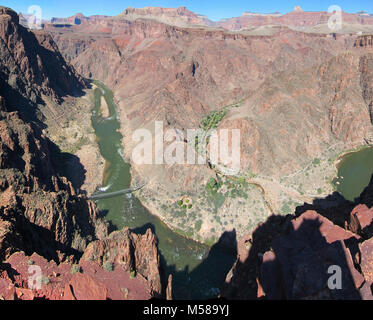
[130,223,238,300]
[221,176,373,300]
[48,141,87,193]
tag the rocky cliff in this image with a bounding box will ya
[355,34,373,48]
[0,251,153,300]
[0,104,108,262]
[116,6,214,28]
[81,227,163,296]
[0,6,86,113]
[0,7,165,299]
[222,176,373,300]
[0,6,103,263]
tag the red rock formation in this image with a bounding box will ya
[349,204,373,238]
[47,16,362,179]
[259,211,363,299]
[166,275,173,300]
[81,228,162,296]
[360,238,373,284]
[0,105,109,262]
[355,35,373,48]
[0,252,152,300]
[117,6,214,27]
[222,178,373,300]
[0,100,163,298]
[51,13,91,25]
[0,6,86,109]
[46,7,373,31]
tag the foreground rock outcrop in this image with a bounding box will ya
[81,228,163,296]
[259,211,362,299]
[222,176,373,300]
[0,252,152,300]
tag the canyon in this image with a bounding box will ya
[44,6,373,244]
[1,3,373,300]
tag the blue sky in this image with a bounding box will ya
[2,0,373,21]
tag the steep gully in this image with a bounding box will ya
[90,81,236,299]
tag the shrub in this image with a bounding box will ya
[37,276,50,285]
[313,158,321,166]
[104,262,114,272]
[27,259,34,265]
[129,271,136,279]
[71,265,82,274]
[195,220,202,232]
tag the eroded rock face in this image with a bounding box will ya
[0,6,104,264]
[0,107,108,262]
[355,35,373,48]
[81,228,162,296]
[349,204,373,238]
[0,97,162,300]
[0,7,86,111]
[222,178,373,300]
[259,211,362,300]
[118,6,214,28]
[46,7,373,31]
[0,252,152,300]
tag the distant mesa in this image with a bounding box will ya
[117,6,214,27]
[42,5,373,31]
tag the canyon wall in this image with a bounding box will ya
[0,7,164,299]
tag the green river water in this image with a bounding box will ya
[90,82,236,299]
[334,147,373,201]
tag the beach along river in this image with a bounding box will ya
[90,81,236,299]
[333,147,373,202]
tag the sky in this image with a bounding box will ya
[2,0,373,21]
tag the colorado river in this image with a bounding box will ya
[334,147,373,201]
[90,81,236,299]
